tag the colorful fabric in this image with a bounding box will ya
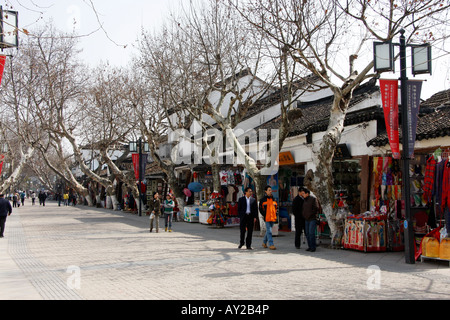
[442,159,450,210]
[422,156,436,204]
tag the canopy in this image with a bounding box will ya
[188,182,203,193]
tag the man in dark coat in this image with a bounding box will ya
[300,187,320,252]
[237,187,258,250]
[0,193,13,238]
[292,189,305,249]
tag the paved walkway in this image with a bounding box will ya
[0,201,449,301]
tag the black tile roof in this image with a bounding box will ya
[258,78,381,137]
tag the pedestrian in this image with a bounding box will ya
[31,191,36,205]
[299,187,320,252]
[237,187,258,250]
[149,192,161,233]
[259,185,278,250]
[0,193,13,238]
[163,194,175,232]
[20,191,25,206]
[56,192,61,206]
[63,192,69,206]
[292,188,305,249]
[39,191,47,206]
[12,193,18,208]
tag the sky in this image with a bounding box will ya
[2,0,450,100]
[4,0,188,66]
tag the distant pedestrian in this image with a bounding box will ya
[0,193,13,238]
[39,191,47,206]
[20,191,25,206]
[63,193,69,206]
[149,192,161,233]
[12,193,18,208]
[299,187,320,252]
[237,187,258,250]
[163,194,175,232]
[259,186,278,250]
[292,188,305,249]
[31,192,36,205]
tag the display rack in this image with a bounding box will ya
[420,256,450,267]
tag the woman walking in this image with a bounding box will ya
[149,192,161,233]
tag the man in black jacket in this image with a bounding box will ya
[237,187,258,250]
[292,189,305,249]
[0,193,13,238]
[299,187,320,252]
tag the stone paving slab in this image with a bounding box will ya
[1,201,449,301]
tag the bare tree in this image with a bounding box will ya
[233,0,450,244]
[136,1,310,202]
[4,24,98,205]
[85,65,139,210]
[0,52,38,194]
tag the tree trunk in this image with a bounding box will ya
[306,94,351,247]
[211,163,221,193]
[164,165,185,213]
[253,172,267,236]
[0,146,34,194]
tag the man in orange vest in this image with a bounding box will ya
[259,186,278,250]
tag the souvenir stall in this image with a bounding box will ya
[332,151,364,245]
[344,156,403,252]
[189,167,245,226]
[416,147,450,264]
[179,168,213,223]
[183,181,203,223]
[277,163,305,232]
[207,192,226,228]
[220,167,244,226]
[344,210,388,252]
[359,148,450,257]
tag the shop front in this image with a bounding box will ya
[343,146,450,260]
[276,151,306,232]
[184,165,246,227]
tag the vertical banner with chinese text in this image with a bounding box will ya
[131,153,148,181]
[132,153,140,181]
[406,80,423,159]
[0,55,6,86]
[379,79,400,159]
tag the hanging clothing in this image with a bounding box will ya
[434,159,446,205]
[442,159,450,210]
[422,155,436,204]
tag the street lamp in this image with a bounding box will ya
[0,6,19,49]
[129,138,149,217]
[411,44,432,75]
[373,29,432,264]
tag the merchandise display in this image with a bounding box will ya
[344,210,387,252]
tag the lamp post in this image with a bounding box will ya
[129,138,149,217]
[374,29,432,264]
[0,6,19,49]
